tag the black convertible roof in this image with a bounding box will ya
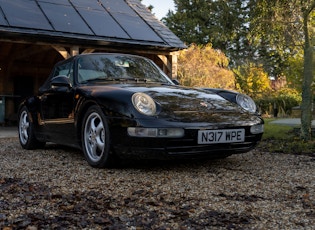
[0,0,186,50]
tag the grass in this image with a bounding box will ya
[262,118,295,140]
[259,118,315,155]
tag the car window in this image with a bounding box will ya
[53,62,74,85]
[77,54,172,84]
[39,59,74,93]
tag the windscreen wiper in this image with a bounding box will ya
[111,77,150,83]
[81,77,161,84]
[80,77,108,83]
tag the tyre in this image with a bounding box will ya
[18,106,45,149]
[82,105,114,168]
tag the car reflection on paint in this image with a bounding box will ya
[18,53,264,168]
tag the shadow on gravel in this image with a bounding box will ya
[0,176,258,230]
[40,143,232,170]
[3,139,314,229]
[1,142,259,229]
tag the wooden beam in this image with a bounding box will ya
[52,46,70,59]
[82,49,95,54]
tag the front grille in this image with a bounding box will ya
[165,129,261,156]
[165,139,257,155]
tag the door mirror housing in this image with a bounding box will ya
[50,75,71,91]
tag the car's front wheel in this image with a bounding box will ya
[18,106,45,149]
[82,105,113,168]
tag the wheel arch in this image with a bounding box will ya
[18,97,40,126]
[75,100,111,147]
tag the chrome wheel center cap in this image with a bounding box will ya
[90,131,97,143]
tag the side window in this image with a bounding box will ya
[39,60,74,93]
[53,61,74,85]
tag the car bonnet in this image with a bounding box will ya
[124,84,259,125]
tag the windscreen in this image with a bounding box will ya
[77,54,172,84]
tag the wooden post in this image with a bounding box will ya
[171,52,178,79]
[70,46,79,57]
[158,55,172,78]
[158,52,179,79]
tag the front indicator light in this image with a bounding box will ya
[128,127,184,138]
[250,124,264,134]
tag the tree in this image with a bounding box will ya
[283,51,304,91]
[177,44,235,89]
[163,0,291,80]
[233,63,272,98]
[250,0,315,140]
[301,3,315,140]
[163,0,246,51]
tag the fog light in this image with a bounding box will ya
[250,124,264,134]
[127,128,156,137]
[128,127,184,138]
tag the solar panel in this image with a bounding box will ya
[38,0,71,6]
[100,0,163,42]
[0,6,8,26]
[0,0,183,48]
[38,1,93,34]
[101,0,138,16]
[110,12,163,42]
[0,0,52,30]
[70,0,104,10]
[77,8,130,38]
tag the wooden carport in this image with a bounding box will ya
[0,0,186,124]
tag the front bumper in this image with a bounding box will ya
[110,126,263,160]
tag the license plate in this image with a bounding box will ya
[198,129,245,144]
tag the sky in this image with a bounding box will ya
[141,0,175,19]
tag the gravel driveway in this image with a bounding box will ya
[0,137,314,229]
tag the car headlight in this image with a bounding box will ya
[132,93,156,116]
[236,94,257,113]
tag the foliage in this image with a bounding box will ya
[177,44,235,88]
[248,0,304,78]
[245,0,315,140]
[255,88,302,117]
[233,63,271,98]
[163,0,294,79]
[283,51,304,91]
[163,0,245,50]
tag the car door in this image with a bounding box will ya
[40,60,77,145]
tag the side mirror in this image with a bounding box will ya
[50,75,71,91]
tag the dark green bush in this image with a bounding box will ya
[255,88,302,117]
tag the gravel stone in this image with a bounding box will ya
[0,137,314,229]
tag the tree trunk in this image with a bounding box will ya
[300,9,314,141]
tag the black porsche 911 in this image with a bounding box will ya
[18,53,263,168]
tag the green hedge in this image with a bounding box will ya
[255,88,302,117]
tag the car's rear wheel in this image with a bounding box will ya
[82,105,113,168]
[18,106,45,149]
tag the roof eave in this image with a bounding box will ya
[0,27,186,53]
